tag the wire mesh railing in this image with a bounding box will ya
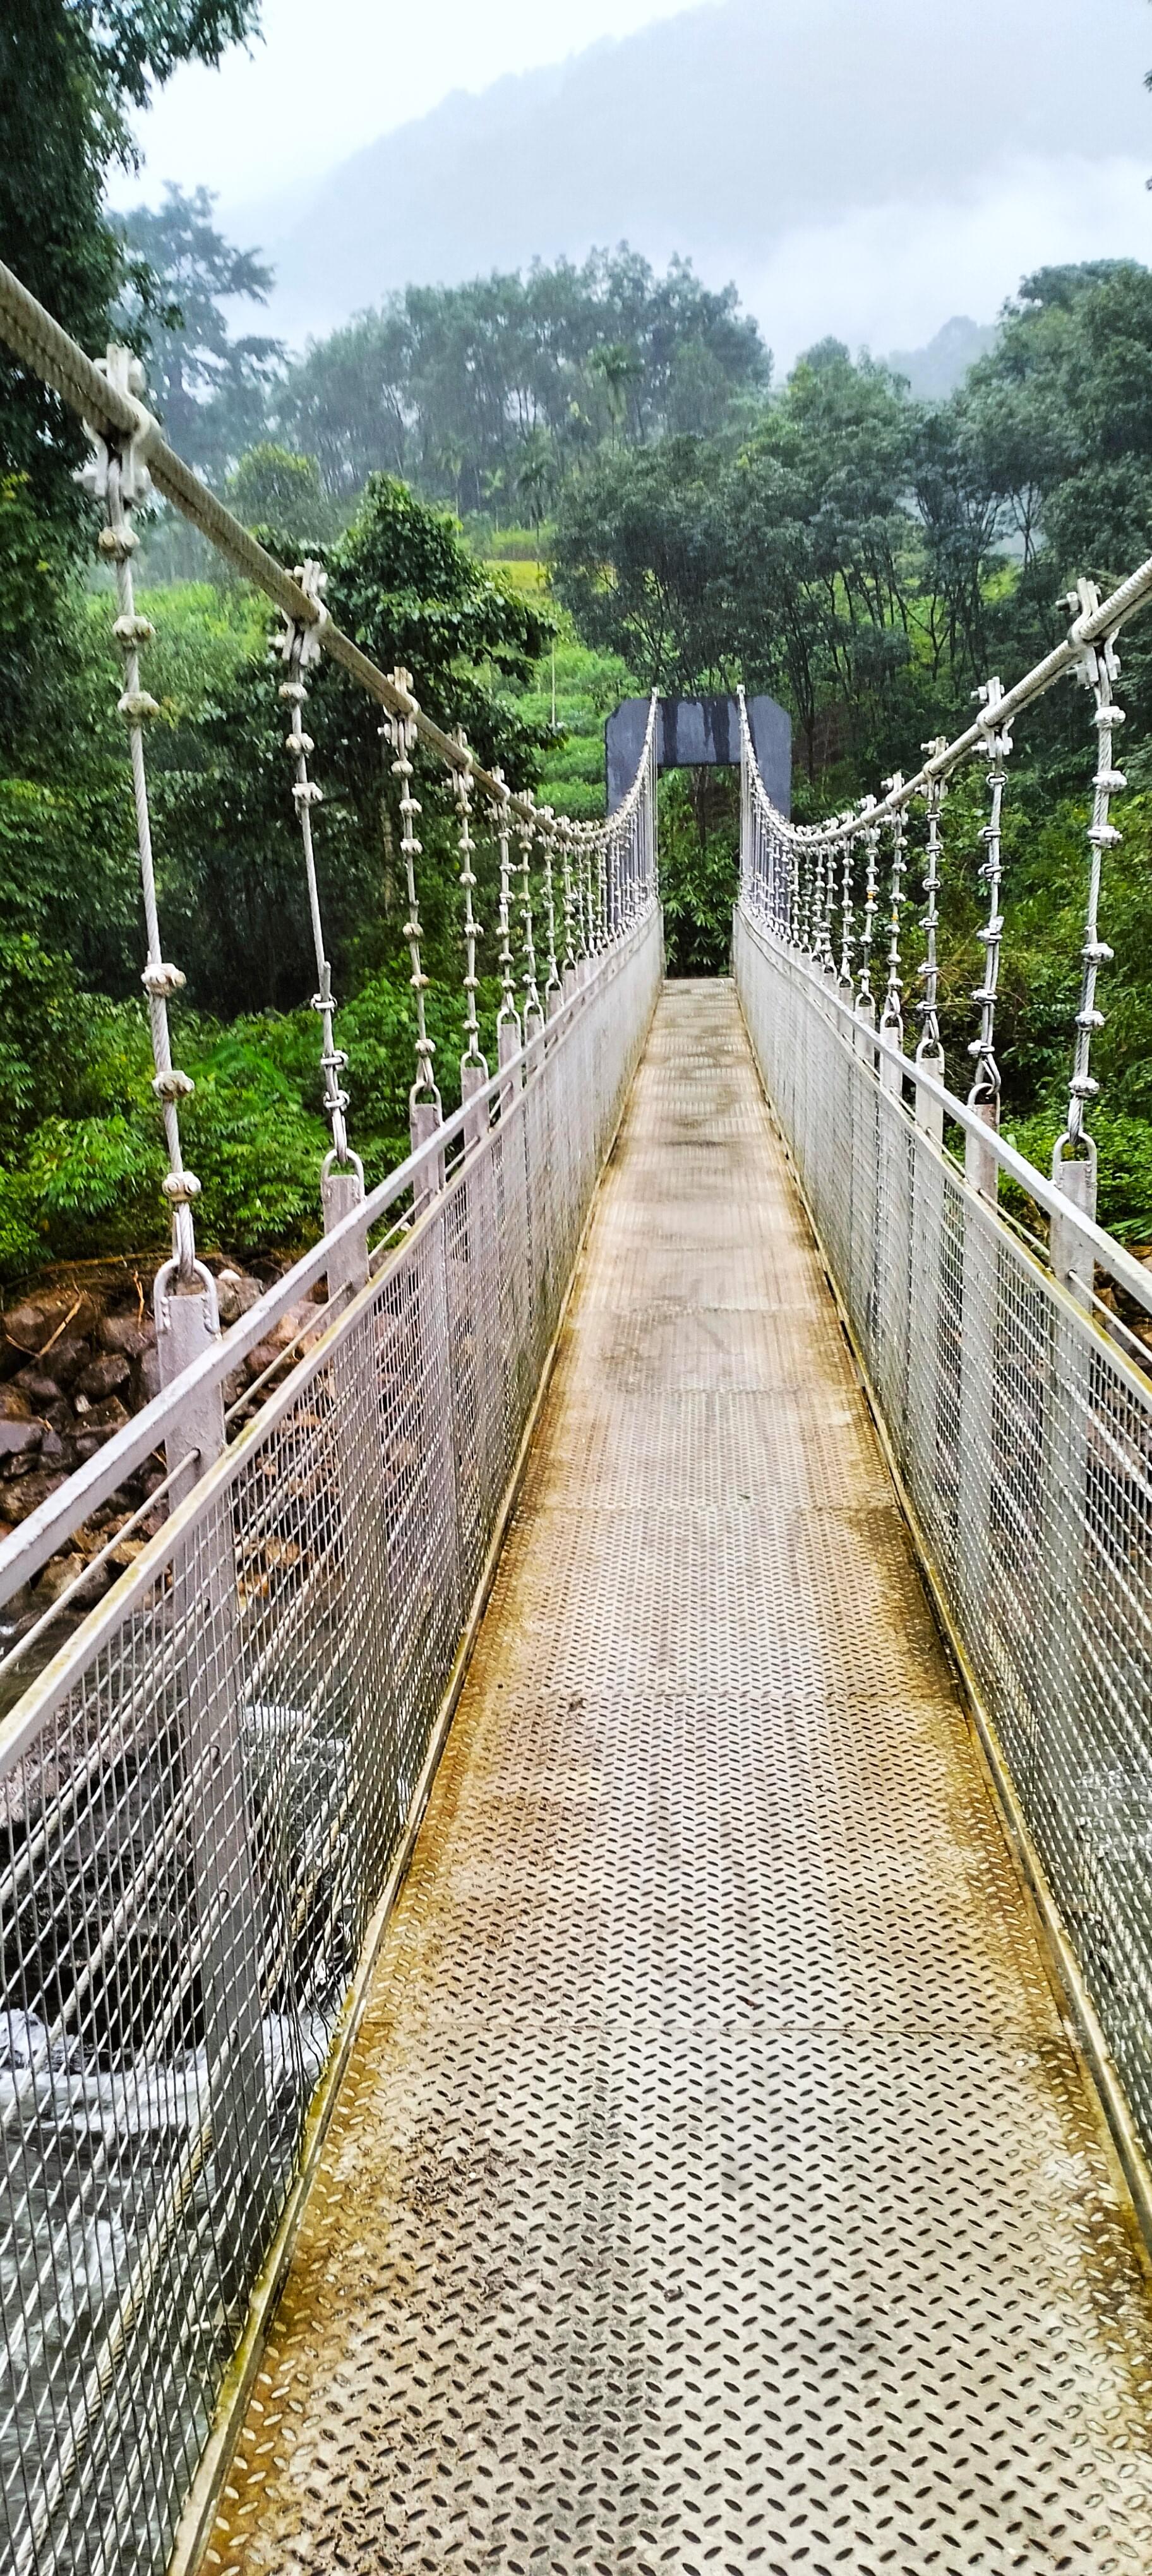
[735,614,1152,2213]
[0,907,661,2576]
[0,258,664,2573]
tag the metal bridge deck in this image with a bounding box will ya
[210,981,1152,2576]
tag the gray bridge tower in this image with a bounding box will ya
[606,691,791,814]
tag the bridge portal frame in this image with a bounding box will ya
[606,691,791,815]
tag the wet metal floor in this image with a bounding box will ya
[210,981,1152,2575]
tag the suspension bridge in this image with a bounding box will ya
[3,258,1152,2576]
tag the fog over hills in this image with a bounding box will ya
[246,0,1152,359]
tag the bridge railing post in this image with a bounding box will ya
[155,1269,275,2280]
[319,1166,404,1916]
[906,1054,947,1532]
[1035,1148,1098,1852]
[956,1119,999,1643]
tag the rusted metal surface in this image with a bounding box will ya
[207,981,1152,2575]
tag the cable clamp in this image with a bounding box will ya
[276,559,329,669]
[141,961,186,998]
[76,345,158,506]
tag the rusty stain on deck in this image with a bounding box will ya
[207,981,1152,2575]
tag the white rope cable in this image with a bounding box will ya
[916,744,948,1071]
[967,681,1013,1116]
[837,826,855,997]
[76,355,208,1300]
[277,560,361,1184]
[452,730,487,1072]
[491,770,521,1036]
[539,809,561,1002]
[855,799,880,1020]
[518,811,543,1032]
[0,267,666,876]
[383,669,440,1112]
[1059,581,1125,1164]
[559,820,577,975]
[878,783,908,1051]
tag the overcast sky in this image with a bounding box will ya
[123,0,693,211]
[121,0,1152,363]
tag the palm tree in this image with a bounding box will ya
[514,429,559,572]
[589,343,643,446]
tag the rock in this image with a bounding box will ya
[32,1553,109,1610]
[1,1471,67,1524]
[0,1419,42,1462]
[78,1395,130,1434]
[72,1396,131,1455]
[243,1301,319,1391]
[11,1369,66,1407]
[75,1352,130,1400]
[0,2010,51,2071]
[216,1268,263,1327]
[2,1289,100,1354]
[272,1299,318,1351]
[37,1426,74,1471]
[32,1333,91,1388]
[40,1399,80,1438]
[136,1347,161,1405]
[106,1538,146,1575]
[0,1583,36,1633]
[100,1311,154,1359]
[0,1424,44,1472]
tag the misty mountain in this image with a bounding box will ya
[885,317,1000,402]
[250,0,1151,348]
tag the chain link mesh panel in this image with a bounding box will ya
[0,915,661,2576]
[735,907,1152,2173]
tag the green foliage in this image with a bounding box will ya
[273,251,767,517]
[553,438,735,694]
[1009,1106,1152,1246]
[114,185,282,479]
[0,1,262,527]
[0,477,85,766]
[512,632,634,820]
[226,443,332,549]
[11,167,1152,1267]
[0,465,572,1275]
[658,772,740,975]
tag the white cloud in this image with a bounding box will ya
[119,0,702,211]
[733,154,1152,370]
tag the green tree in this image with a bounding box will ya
[278,307,413,498]
[115,184,282,477]
[552,436,733,693]
[724,342,928,784]
[589,343,644,445]
[227,442,330,550]
[275,250,769,517]
[0,0,262,523]
[513,429,559,563]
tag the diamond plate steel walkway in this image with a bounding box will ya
[208,980,1152,2576]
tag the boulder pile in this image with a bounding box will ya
[0,1263,328,1640]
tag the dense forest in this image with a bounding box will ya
[3,4,1152,1278]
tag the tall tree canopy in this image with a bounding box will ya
[0,0,263,520]
[114,184,282,477]
[276,250,769,512]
